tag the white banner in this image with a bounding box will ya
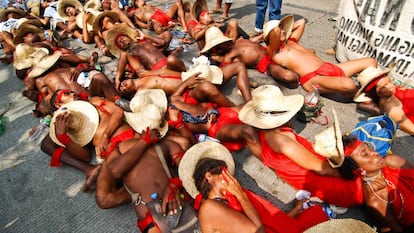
[336,0,414,88]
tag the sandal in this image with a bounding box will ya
[209,9,223,14]
[215,16,228,23]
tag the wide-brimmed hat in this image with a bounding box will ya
[13,22,44,45]
[178,141,235,199]
[190,0,208,21]
[200,26,232,54]
[182,56,223,85]
[353,65,395,102]
[13,44,49,70]
[27,51,62,78]
[25,0,41,17]
[105,25,139,58]
[57,0,84,19]
[239,85,304,129]
[0,7,26,20]
[49,101,99,147]
[93,11,119,32]
[129,89,167,114]
[304,218,377,233]
[262,14,294,42]
[84,0,102,10]
[75,8,101,31]
[313,108,344,168]
[124,104,169,138]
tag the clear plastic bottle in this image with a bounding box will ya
[196,134,220,143]
[28,115,51,144]
[164,2,169,11]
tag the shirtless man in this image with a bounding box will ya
[105,25,185,90]
[265,15,377,97]
[133,0,187,34]
[201,26,299,88]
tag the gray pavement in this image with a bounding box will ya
[1,0,413,232]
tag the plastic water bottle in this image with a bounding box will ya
[146,193,170,232]
[322,204,336,218]
[28,115,51,144]
[164,2,169,11]
[196,134,220,143]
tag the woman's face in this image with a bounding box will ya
[350,142,386,174]
[376,76,395,98]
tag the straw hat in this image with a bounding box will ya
[304,218,377,233]
[75,8,101,31]
[93,11,119,32]
[25,0,41,17]
[190,0,208,21]
[313,108,345,168]
[239,85,304,129]
[13,23,44,45]
[27,51,62,78]
[200,26,232,54]
[129,89,167,114]
[124,104,169,138]
[0,7,26,20]
[57,0,84,19]
[49,101,99,147]
[13,44,49,70]
[353,65,395,102]
[105,25,139,58]
[84,0,102,10]
[263,14,294,42]
[178,141,235,199]
[182,64,223,85]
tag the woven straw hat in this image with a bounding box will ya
[57,0,84,19]
[75,8,101,31]
[263,14,294,42]
[353,65,395,102]
[190,0,208,21]
[93,11,119,32]
[200,26,232,54]
[239,85,304,129]
[105,25,139,58]
[129,89,167,114]
[84,0,102,10]
[313,108,344,168]
[13,22,44,45]
[27,51,62,78]
[124,104,168,138]
[0,7,26,20]
[13,44,49,70]
[49,101,99,147]
[25,0,41,17]
[178,141,235,199]
[304,218,377,233]
[182,64,223,85]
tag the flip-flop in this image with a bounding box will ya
[215,16,228,23]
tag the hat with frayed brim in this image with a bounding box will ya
[200,26,232,54]
[27,51,61,78]
[93,11,119,32]
[129,89,167,114]
[304,218,377,233]
[239,85,304,129]
[105,25,139,58]
[0,7,26,20]
[263,14,294,42]
[124,104,169,138]
[75,8,101,31]
[49,101,99,147]
[84,0,102,10]
[178,141,235,199]
[353,64,395,103]
[25,0,41,17]
[190,0,208,21]
[13,44,49,70]
[313,108,344,168]
[57,0,84,19]
[182,64,223,85]
[13,23,44,45]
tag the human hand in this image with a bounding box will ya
[83,11,91,22]
[140,127,160,145]
[222,168,243,198]
[54,111,72,135]
[136,29,145,40]
[162,179,183,216]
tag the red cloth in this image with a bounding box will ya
[100,128,135,159]
[182,89,199,105]
[299,62,345,85]
[186,19,199,32]
[256,46,274,73]
[207,107,246,151]
[150,9,174,27]
[382,166,414,227]
[394,87,414,123]
[137,211,156,232]
[259,128,364,207]
[150,57,168,70]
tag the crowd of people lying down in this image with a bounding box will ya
[1,0,414,232]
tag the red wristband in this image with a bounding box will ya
[57,133,71,145]
[50,147,64,167]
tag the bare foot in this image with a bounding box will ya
[81,164,101,192]
[169,46,184,56]
[357,101,381,115]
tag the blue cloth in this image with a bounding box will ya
[255,0,282,30]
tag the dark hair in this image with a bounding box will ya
[364,86,380,105]
[193,158,226,199]
[337,135,361,180]
[50,89,62,111]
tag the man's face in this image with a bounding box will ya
[119,79,135,97]
[55,91,79,109]
[376,76,395,98]
[65,6,77,17]
[199,13,213,25]
[115,35,132,50]
[102,0,111,10]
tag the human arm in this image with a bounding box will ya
[289,18,306,41]
[171,73,204,96]
[136,29,166,48]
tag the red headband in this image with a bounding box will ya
[55,89,70,107]
[364,77,381,92]
[344,140,363,156]
[199,10,208,20]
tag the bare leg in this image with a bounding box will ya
[166,54,187,72]
[190,81,235,107]
[222,2,232,18]
[267,64,299,88]
[89,72,120,101]
[303,75,357,96]
[221,61,252,102]
[215,0,222,11]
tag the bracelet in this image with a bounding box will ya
[56,133,71,145]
